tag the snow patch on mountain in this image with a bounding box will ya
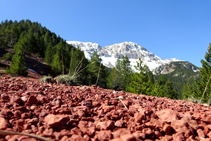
[66,41,182,73]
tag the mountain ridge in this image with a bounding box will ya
[67,41,197,74]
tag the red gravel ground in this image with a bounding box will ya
[1,76,211,141]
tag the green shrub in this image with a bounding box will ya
[2,52,12,61]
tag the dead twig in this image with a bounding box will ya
[0,130,53,141]
[118,96,128,110]
[200,75,211,104]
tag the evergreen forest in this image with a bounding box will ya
[1,19,211,103]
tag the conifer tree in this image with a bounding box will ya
[107,56,132,91]
[121,56,132,89]
[44,42,53,64]
[87,51,107,88]
[158,75,178,99]
[182,83,194,99]
[68,47,89,84]
[107,68,122,90]
[151,80,161,97]
[6,42,28,76]
[51,52,62,74]
[126,58,153,95]
[51,41,63,74]
[162,79,178,99]
[195,43,211,102]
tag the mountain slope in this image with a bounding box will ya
[67,41,182,72]
[154,61,199,75]
[155,61,201,97]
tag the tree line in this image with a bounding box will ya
[1,19,211,103]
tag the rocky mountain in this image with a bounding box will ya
[153,61,199,75]
[154,61,201,95]
[66,41,198,74]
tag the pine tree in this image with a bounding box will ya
[195,43,211,102]
[44,42,53,64]
[126,58,153,95]
[163,79,178,99]
[87,51,102,85]
[51,41,63,74]
[107,56,132,91]
[68,47,89,84]
[107,68,122,90]
[121,56,132,89]
[51,52,62,75]
[6,42,28,76]
[151,80,161,97]
[182,83,194,99]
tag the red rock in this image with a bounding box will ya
[26,117,39,125]
[43,128,53,136]
[30,105,37,110]
[44,114,70,128]
[113,128,132,138]
[70,127,83,137]
[187,119,198,130]
[145,121,156,129]
[1,94,9,101]
[0,117,9,130]
[77,110,85,118]
[199,124,209,135]
[18,136,37,141]
[207,131,211,139]
[97,130,112,141]
[14,110,22,118]
[172,132,185,141]
[110,138,122,141]
[197,128,205,138]
[181,113,193,122]
[115,120,124,128]
[81,100,92,107]
[134,112,144,123]
[162,135,173,141]
[26,95,38,106]
[156,109,179,123]
[8,135,37,141]
[16,119,24,126]
[78,120,95,136]
[201,138,211,141]
[69,134,84,140]
[120,134,137,141]
[133,131,145,140]
[186,135,195,141]
[184,128,194,138]
[202,115,211,123]
[10,96,22,105]
[96,120,114,130]
[60,136,71,141]
[21,96,28,103]
[21,113,32,119]
[142,128,152,136]
[207,124,211,130]
[92,101,101,107]
[162,123,172,135]
[103,105,115,113]
[171,119,188,133]
[53,132,62,140]
[154,131,162,138]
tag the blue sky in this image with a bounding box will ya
[1,0,211,67]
